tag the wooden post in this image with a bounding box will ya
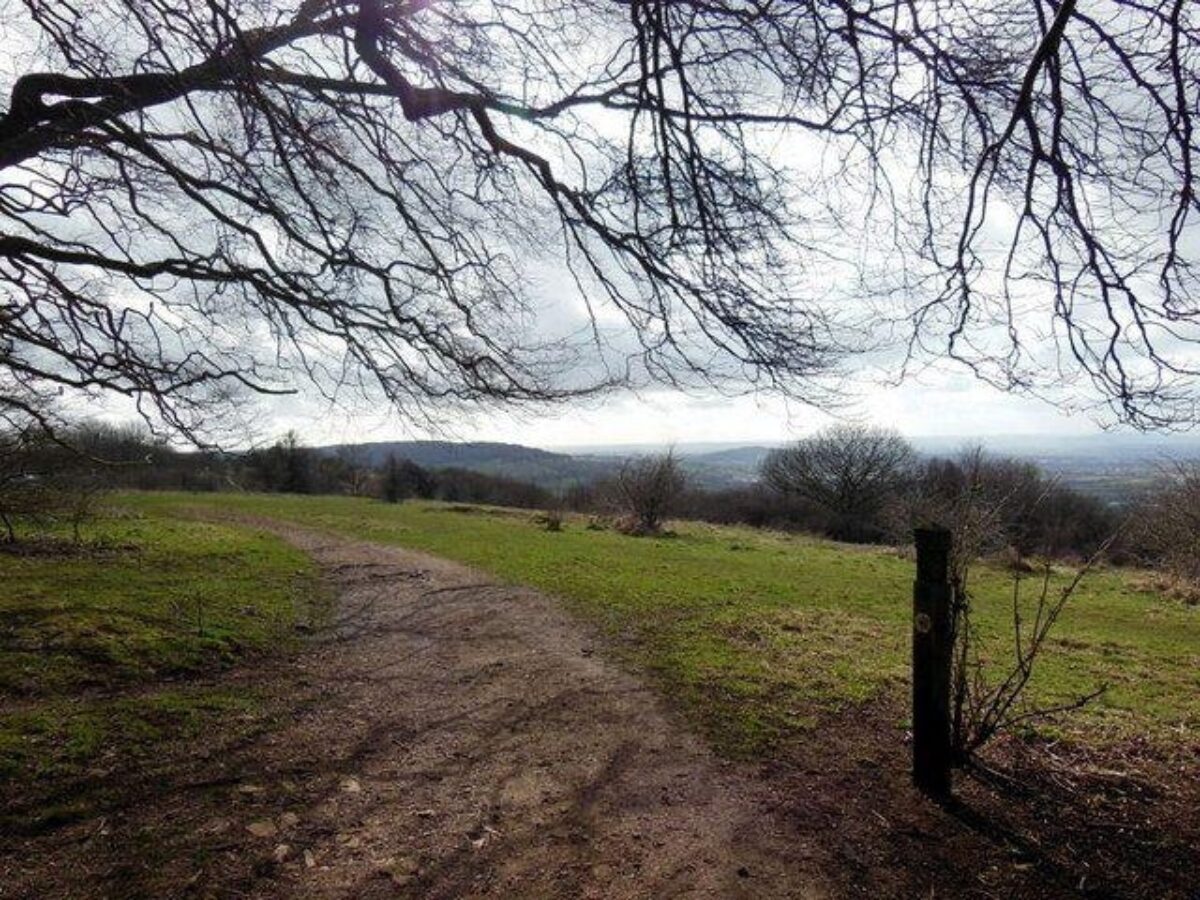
[912,526,953,799]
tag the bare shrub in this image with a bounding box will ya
[0,476,50,543]
[381,455,434,504]
[909,446,1115,561]
[914,448,1114,763]
[1127,462,1200,589]
[950,551,1111,763]
[537,503,565,533]
[909,446,1041,572]
[0,417,69,542]
[0,432,102,543]
[613,452,686,536]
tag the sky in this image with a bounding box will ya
[13,1,1199,452]
[257,366,1116,450]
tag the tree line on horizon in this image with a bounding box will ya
[3,421,1198,586]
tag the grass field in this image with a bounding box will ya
[0,512,321,785]
[121,492,1200,757]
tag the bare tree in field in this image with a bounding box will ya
[2,1,1200,439]
[762,424,914,541]
[614,451,686,536]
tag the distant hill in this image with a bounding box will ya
[683,446,773,466]
[314,439,773,491]
[561,443,779,487]
[316,440,617,490]
[314,434,1200,501]
[677,446,775,487]
[909,434,1200,503]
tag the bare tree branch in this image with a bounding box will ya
[1,0,1197,438]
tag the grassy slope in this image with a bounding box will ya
[126,492,1200,757]
[0,509,321,785]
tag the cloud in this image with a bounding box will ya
[215,368,1100,450]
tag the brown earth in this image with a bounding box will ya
[1,523,1196,899]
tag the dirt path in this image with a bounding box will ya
[2,524,832,899]
[7,522,1195,899]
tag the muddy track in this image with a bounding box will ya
[1,523,831,899]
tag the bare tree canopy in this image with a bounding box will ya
[762,424,914,541]
[2,0,1199,438]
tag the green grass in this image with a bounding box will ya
[0,508,321,783]
[124,492,1200,757]
[0,688,259,782]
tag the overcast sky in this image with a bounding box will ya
[251,364,1117,450]
[15,2,1197,451]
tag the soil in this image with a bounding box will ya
[1,523,1196,899]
